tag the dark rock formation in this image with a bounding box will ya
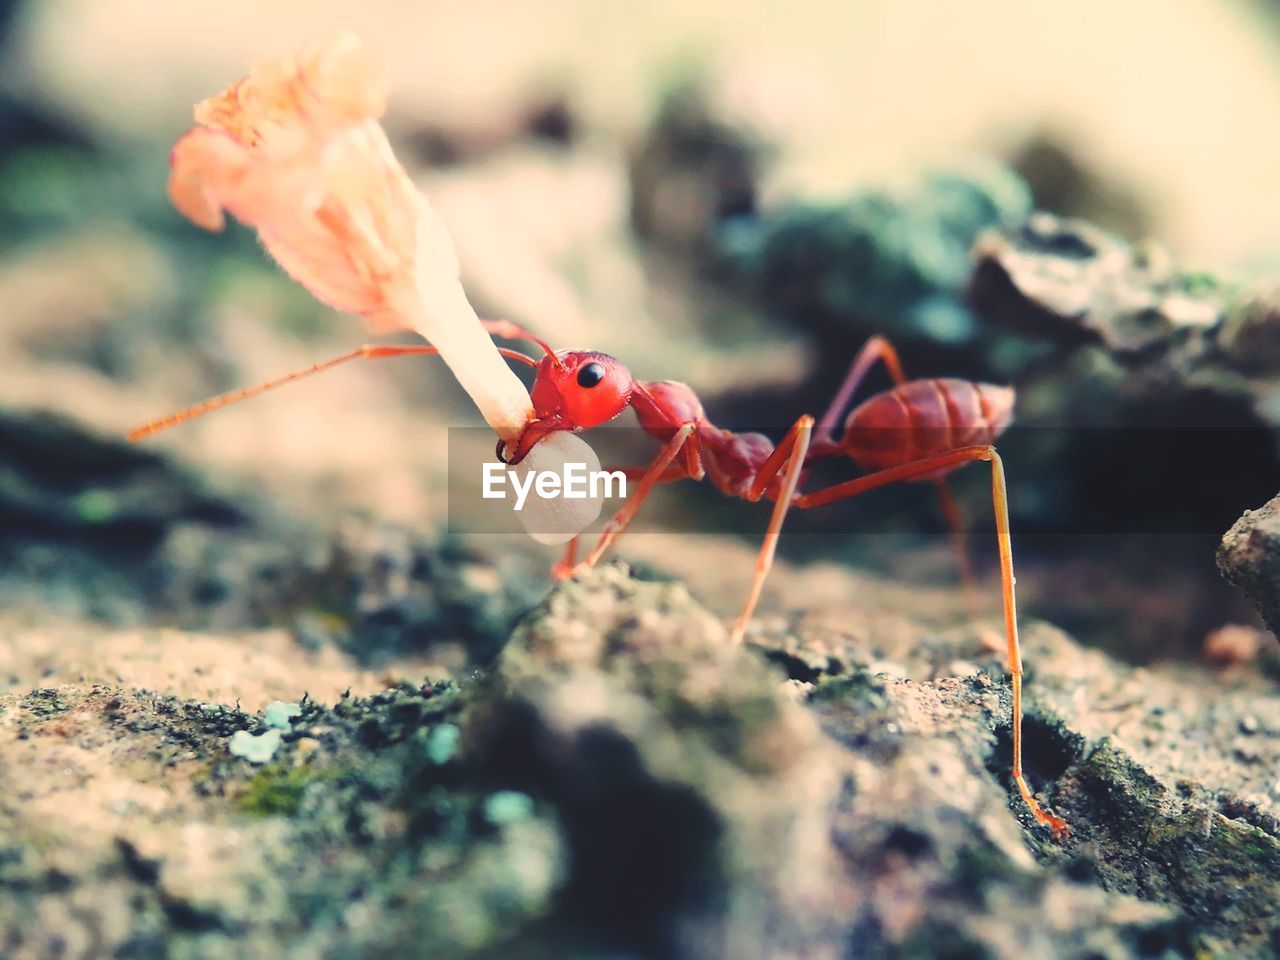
[1220,493,1280,638]
[629,82,768,257]
[723,165,1035,381]
[0,407,542,664]
[969,212,1227,358]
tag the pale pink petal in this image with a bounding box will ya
[193,32,385,154]
[168,32,540,441]
[167,128,248,231]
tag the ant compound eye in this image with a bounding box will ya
[576,362,606,389]
[556,353,631,428]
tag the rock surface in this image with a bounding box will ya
[3,563,1280,958]
[721,164,1034,380]
[968,212,1227,357]
[0,408,543,667]
[1220,492,1280,639]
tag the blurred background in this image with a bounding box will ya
[4,0,1280,666]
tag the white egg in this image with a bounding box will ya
[510,432,606,545]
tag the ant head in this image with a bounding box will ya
[503,350,633,464]
[531,350,634,429]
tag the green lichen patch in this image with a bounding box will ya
[236,761,337,817]
[808,668,889,708]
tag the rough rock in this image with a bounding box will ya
[1220,493,1280,638]
[1005,132,1152,241]
[0,406,543,666]
[0,408,245,551]
[469,566,846,958]
[629,81,768,257]
[969,211,1227,357]
[758,608,1280,957]
[1218,284,1280,377]
[0,678,563,960]
[4,564,1280,958]
[724,165,1034,377]
[155,518,545,668]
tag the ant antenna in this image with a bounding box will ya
[480,319,565,370]
[128,343,538,441]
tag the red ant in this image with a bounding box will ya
[129,321,1069,838]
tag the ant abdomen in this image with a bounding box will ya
[840,378,1015,476]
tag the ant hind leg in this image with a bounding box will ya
[794,445,1069,839]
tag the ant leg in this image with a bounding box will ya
[574,424,699,572]
[795,445,1069,839]
[552,536,580,580]
[984,450,1068,838]
[128,343,538,441]
[731,415,814,644]
[932,478,981,614]
[570,445,704,576]
[816,336,908,443]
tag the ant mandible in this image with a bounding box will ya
[128,321,1069,839]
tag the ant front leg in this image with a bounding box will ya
[550,461,688,579]
[795,445,1069,839]
[571,423,699,574]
